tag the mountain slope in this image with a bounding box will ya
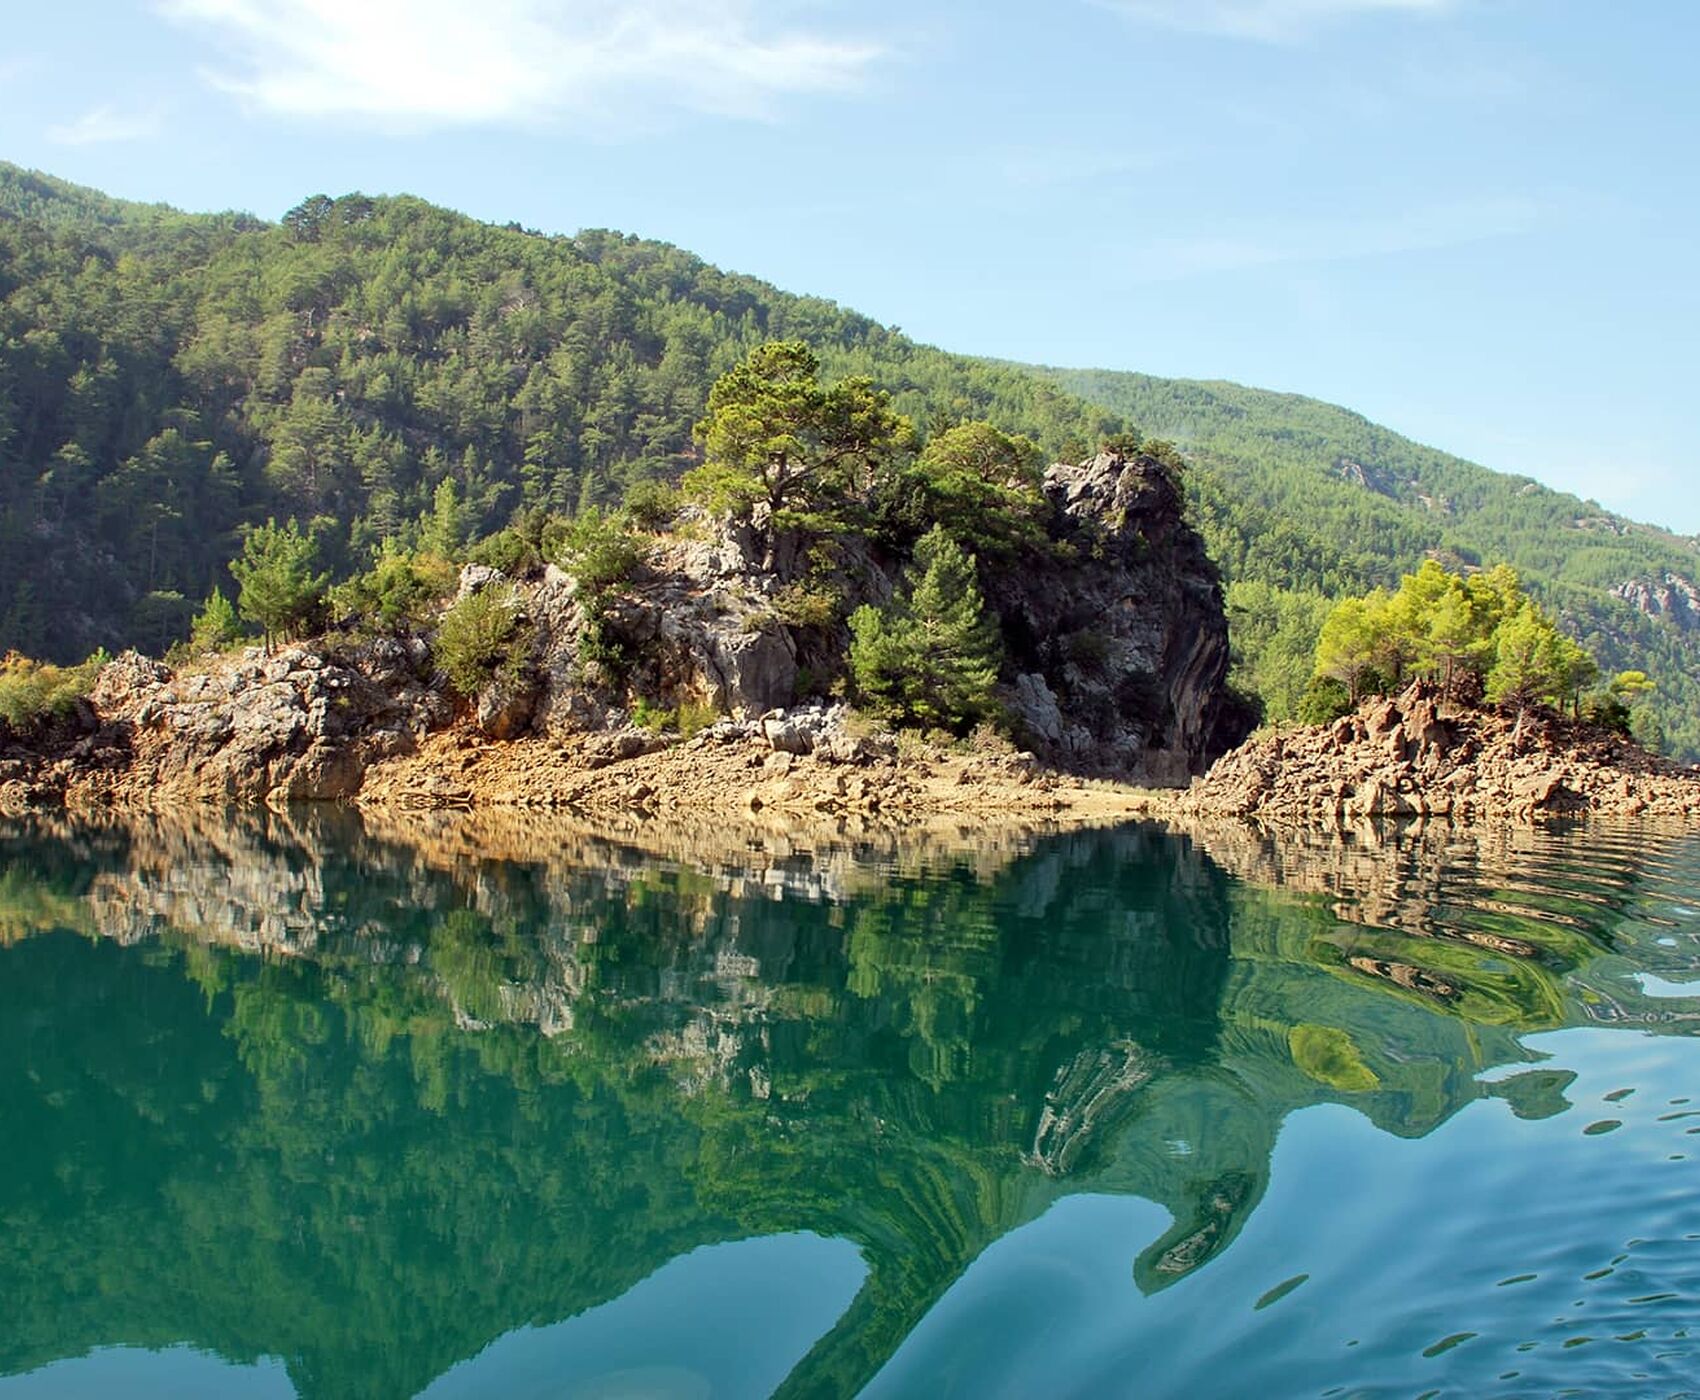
[0,161,1121,653]
[1039,368,1700,759]
[2,161,1694,757]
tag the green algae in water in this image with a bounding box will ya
[1422,1333,1478,1358]
[1253,1274,1310,1311]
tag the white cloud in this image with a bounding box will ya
[46,104,163,146]
[158,0,883,129]
[1120,195,1539,282]
[1099,0,1459,43]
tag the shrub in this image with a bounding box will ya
[1297,675,1353,726]
[467,507,569,577]
[559,508,643,595]
[629,698,722,737]
[0,650,108,731]
[230,518,330,651]
[771,579,842,629]
[624,480,683,533]
[849,526,1002,733]
[332,550,457,636]
[433,586,527,697]
[189,588,244,652]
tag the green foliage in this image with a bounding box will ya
[882,420,1048,559]
[228,518,329,649]
[685,341,912,568]
[433,586,526,697]
[1288,1024,1379,1092]
[1297,675,1353,726]
[466,506,569,578]
[188,588,243,652]
[4,160,1692,755]
[331,549,456,636]
[1610,669,1655,701]
[0,650,106,730]
[848,526,1002,732]
[770,578,843,630]
[0,166,1123,667]
[631,697,720,737]
[623,479,683,533]
[558,507,643,596]
[1314,594,1387,703]
[1311,561,1610,719]
[1224,581,1334,723]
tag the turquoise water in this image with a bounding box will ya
[0,810,1697,1398]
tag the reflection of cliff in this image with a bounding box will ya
[0,811,1696,1399]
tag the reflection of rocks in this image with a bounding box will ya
[1028,1041,1155,1177]
[1154,1171,1255,1277]
[1170,815,1660,944]
[1347,957,1460,1002]
[2,804,1698,1400]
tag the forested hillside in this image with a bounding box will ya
[2,161,1695,757]
[0,162,1118,662]
[1043,369,1700,759]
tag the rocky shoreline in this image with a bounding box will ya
[0,645,1154,826]
[1,436,1695,832]
[1170,683,1700,825]
[5,657,1696,831]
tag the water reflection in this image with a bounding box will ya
[0,808,1697,1398]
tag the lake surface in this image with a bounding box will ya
[1,808,1698,1398]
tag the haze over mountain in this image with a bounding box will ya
[1,162,1696,756]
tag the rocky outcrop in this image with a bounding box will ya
[1613,571,1700,632]
[993,451,1246,782]
[1180,683,1700,824]
[1,451,1247,811]
[0,642,449,810]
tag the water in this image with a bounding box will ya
[1,808,1697,1398]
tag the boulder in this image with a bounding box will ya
[475,670,540,740]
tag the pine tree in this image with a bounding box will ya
[189,588,242,651]
[849,526,1002,731]
[229,519,329,652]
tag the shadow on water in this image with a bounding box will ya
[0,807,1697,1398]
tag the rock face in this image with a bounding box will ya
[0,643,448,810]
[1613,572,1700,632]
[1182,682,1700,824]
[993,451,1246,782]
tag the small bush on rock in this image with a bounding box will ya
[332,549,457,636]
[434,586,528,697]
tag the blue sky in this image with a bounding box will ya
[3,0,1696,530]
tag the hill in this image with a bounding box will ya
[2,161,1694,758]
[1039,368,1700,759]
[0,162,1118,652]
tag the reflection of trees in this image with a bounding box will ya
[0,810,1694,1399]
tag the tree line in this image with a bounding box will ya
[1302,560,1658,742]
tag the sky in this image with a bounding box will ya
[3,0,1696,531]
